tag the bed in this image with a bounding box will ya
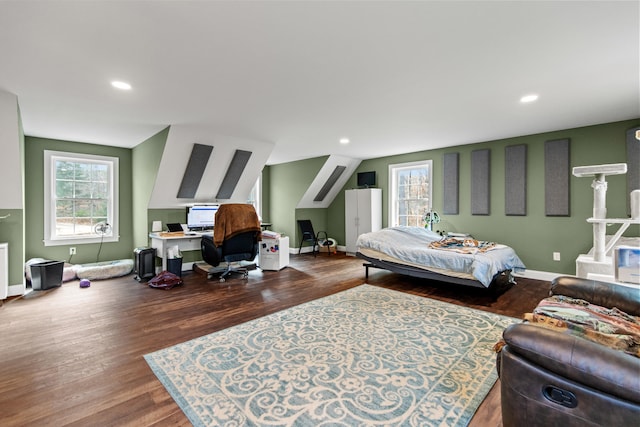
[356,226,526,289]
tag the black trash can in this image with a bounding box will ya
[167,257,183,277]
[30,260,64,291]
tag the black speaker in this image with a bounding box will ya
[134,247,156,282]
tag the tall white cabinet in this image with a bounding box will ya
[345,188,382,254]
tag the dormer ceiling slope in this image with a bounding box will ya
[297,156,361,209]
[148,124,274,209]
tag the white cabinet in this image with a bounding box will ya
[0,243,7,299]
[345,188,382,254]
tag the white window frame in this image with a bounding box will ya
[248,173,262,219]
[388,159,433,227]
[44,150,119,246]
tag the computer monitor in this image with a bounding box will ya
[186,205,218,230]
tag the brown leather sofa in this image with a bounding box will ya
[497,276,640,427]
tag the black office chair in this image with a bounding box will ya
[201,232,259,282]
[297,219,330,257]
[201,204,261,282]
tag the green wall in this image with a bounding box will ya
[327,119,640,275]
[24,137,134,264]
[10,118,640,285]
[132,127,169,248]
[267,156,328,248]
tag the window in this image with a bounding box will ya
[44,151,119,246]
[247,173,262,219]
[388,160,432,227]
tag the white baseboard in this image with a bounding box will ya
[293,245,348,255]
[8,282,26,297]
[513,269,565,282]
[293,246,340,255]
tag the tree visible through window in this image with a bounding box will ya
[389,160,432,227]
[55,160,109,236]
[44,151,119,245]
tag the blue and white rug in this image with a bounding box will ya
[145,284,517,426]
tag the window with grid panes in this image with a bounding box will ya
[44,151,119,246]
[388,160,432,227]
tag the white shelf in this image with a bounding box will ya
[586,217,640,224]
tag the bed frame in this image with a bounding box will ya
[357,251,515,290]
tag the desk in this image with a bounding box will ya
[149,232,212,271]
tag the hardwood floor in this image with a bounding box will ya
[0,253,551,426]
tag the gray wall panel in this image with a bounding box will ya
[627,126,640,216]
[471,149,490,215]
[314,165,346,202]
[505,144,527,215]
[627,126,640,186]
[216,150,252,199]
[443,152,459,215]
[544,139,570,216]
[176,143,214,199]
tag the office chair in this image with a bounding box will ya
[201,204,261,282]
[201,232,259,281]
[297,219,330,257]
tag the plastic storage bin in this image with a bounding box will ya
[30,260,64,291]
[167,257,183,277]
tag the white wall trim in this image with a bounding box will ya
[8,283,26,297]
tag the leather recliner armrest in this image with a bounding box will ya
[503,323,640,404]
[551,276,640,316]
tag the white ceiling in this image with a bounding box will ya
[0,1,638,165]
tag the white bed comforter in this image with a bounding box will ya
[356,226,526,286]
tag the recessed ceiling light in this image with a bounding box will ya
[339,138,350,144]
[520,94,538,103]
[111,80,132,90]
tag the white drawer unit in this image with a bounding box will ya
[259,236,289,271]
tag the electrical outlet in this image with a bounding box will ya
[69,247,76,255]
[553,252,561,261]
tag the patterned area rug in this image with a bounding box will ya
[145,284,517,426]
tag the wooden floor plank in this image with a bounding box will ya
[0,253,549,426]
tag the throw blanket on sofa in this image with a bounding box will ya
[524,295,640,358]
[213,204,262,247]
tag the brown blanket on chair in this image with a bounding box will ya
[213,203,262,247]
